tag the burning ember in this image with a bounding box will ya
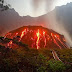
[5,26,68,49]
[7,40,13,48]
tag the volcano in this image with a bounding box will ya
[5,26,68,49]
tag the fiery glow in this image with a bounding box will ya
[7,40,13,48]
[19,29,27,41]
[16,33,18,35]
[43,31,46,48]
[36,29,40,49]
[63,38,66,42]
[5,27,68,49]
[4,33,11,38]
[51,33,62,49]
[14,33,18,38]
[54,35,68,48]
[21,29,26,38]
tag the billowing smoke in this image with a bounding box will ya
[32,0,56,14]
[31,0,72,47]
[32,0,41,10]
[47,9,72,47]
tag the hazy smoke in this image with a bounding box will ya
[32,0,56,13]
[32,0,72,47]
[47,10,72,47]
[32,0,41,10]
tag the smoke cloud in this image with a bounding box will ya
[32,0,56,13]
[32,0,72,47]
[32,0,41,10]
[47,8,72,47]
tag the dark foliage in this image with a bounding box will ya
[0,44,72,72]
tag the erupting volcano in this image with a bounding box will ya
[5,26,68,49]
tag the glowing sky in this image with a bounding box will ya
[5,0,72,17]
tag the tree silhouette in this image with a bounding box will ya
[0,0,10,11]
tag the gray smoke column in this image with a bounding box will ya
[47,10,72,47]
[32,0,41,10]
[31,0,72,47]
[32,0,56,13]
[45,0,56,12]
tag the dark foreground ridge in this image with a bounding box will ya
[0,44,72,72]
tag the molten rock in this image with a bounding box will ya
[5,26,68,49]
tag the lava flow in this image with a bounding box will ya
[19,29,27,41]
[7,40,13,48]
[36,29,40,49]
[43,31,46,48]
[51,33,62,49]
[5,26,68,49]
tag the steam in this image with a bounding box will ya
[32,0,41,10]
[32,0,56,15]
[31,0,72,47]
[47,10,72,47]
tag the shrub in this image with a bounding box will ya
[47,60,66,72]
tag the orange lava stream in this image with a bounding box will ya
[7,40,13,48]
[36,29,40,49]
[51,33,62,49]
[54,35,68,48]
[19,29,27,41]
[43,31,46,48]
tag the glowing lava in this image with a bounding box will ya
[19,29,27,41]
[5,26,68,49]
[43,31,46,48]
[54,35,68,48]
[51,33,62,49]
[36,29,40,49]
[7,40,13,48]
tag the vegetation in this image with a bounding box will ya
[0,44,72,72]
[55,49,72,63]
[0,36,72,72]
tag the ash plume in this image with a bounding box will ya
[32,0,56,14]
[32,0,41,10]
[31,0,72,47]
[47,9,72,47]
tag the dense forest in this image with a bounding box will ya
[0,36,72,72]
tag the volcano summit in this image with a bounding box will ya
[5,26,68,49]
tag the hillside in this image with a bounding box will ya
[0,26,72,72]
[0,44,72,72]
[4,26,68,49]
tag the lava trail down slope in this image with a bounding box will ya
[5,26,68,49]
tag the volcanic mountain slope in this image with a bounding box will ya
[0,2,72,37]
[5,26,68,49]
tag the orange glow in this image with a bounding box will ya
[5,27,68,49]
[10,41,12,44]
[21,29,26,38]
[51,33,62,49]
[43,31,46,48]
[36,29,40,49]
[55,35,68,48]
[63,38,66,42]
[19,29,27,41]
[16,33,18,35]
[7,40,13,48]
